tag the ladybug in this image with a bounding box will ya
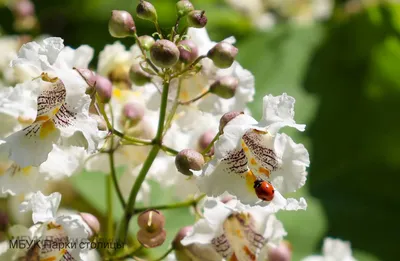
[253,179,274,201]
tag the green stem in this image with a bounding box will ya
[154,21,164,39]
[202,132,220,155]
[133,195,204,214]
[109,150,126,208]
[112,129,153,146]
[106,174,114,240]
[134,33,159,74]
[161,144,179,155]
[171,55,207,78]
[155,80,171,141]
[180,90,210,105]
[163,78,182,136]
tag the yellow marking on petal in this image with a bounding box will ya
[21,166,32,176]
[113,88,122,98]
[241,141,249,152]
[243,246,256,261]
[250,158,257,165]
[40,256,57,261]
[229,253,238,261]
[17,116,34,125]
[259,167,270,178]
[60,249,67,255]
[245,170,257,193]
[34,115,50,123]
[180,90,189,101]
[41,72,58,83]
[47,222,62,230]
[40,120,57,139]
[235,229,243,238]
[52,107,60,116]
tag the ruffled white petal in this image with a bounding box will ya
[19,191,61,223]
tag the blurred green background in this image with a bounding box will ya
[1,0,399,260]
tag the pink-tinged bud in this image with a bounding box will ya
[197,130,216,154]
[221,195,234,204]
[150,40,180,68]
[0,211,8,232]
[80,212,101,237]
[137,228,166,248]
[178,39,199,63]
[176,0,194,17]
[210,76,238,99]
[137,209,165,234]
[136,0,158,23]
[75,68,96,94]
[122,102,145,125]
[95,76,113,103]
[219,111,243,133]
[129,64,152,86]
[138,35,155,51]
[109,10,136,38]
[175,149,205,176]
[268,242,292,261]
[187,10,207,28]
[14,0,35,18]
[172,226,193,249]
[207,42,238,69]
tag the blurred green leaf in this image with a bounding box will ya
[303,3,400,261]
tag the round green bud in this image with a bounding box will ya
[187,10,207,28]
[129,64,152,86]
[176,0,194,17]
[210,76,238,99]
[137,35,155,51]
[207,42,238,69]
[175,149,205,176]
[108,10,136,38]
[150,39,180,68]
[136,0,157,23]
[122,101,145,125]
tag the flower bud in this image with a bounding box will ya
[75,68,96,94]
[122,102,145,125]
[136,0,158,23]
[172,226,192,249]
[176,0,194,17]
[95,76,113,103]
[210,76,238,99]
[207,42,238,69]
[90,114,108,131]
[108,10,136,38]
[175,149,205,176]
[150,40,180,68]
[80,212,101,238]
[137,209,165,234]
[178,39,199,63]
[268,241,292,261]
[137,228,166,248]
[14,0,35,18]
[197,130,215,154]
[129,64,152,86]
[187,10,207,28]
[138,35,155,51]
[219,111,243,133]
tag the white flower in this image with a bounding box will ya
[195,93,309,210]
[302,238,357,261]
[19,191,91,260]
[179,197,286,261]
[2,37,100,168]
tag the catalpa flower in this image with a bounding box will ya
[18,191,91,261]
[196,93,309,210]
[178,197,286,261]
[302,238,357,261]
[2,37,100,168]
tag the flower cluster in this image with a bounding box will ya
[0,1,357,260]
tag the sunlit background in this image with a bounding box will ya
[1,0,399,260]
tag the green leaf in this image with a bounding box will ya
[303,4,400,261]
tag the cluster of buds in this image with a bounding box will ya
[136,209,166,248]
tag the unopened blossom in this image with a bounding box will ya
[1,37,101,168]
[177,197,286,261]
[196,93,309,210]
[302,238,357,261]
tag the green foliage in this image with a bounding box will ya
[303,3,400,261]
